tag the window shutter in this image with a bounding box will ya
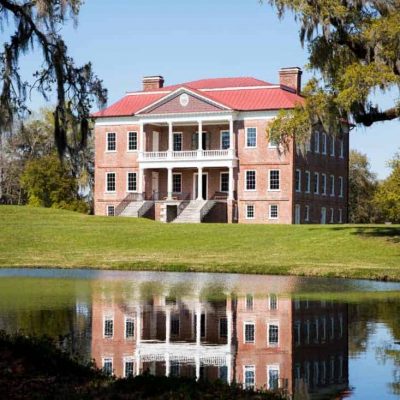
[205,132,211,150]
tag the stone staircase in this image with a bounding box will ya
[119,201,153,218]
[172,200,216,223]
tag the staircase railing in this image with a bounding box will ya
[115,192,144,216]
[200,200,216,221]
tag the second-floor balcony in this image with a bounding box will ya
[139,149,236,163]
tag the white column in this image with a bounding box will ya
[136,306,142,345]
[198,120,203,154]
[228,166,234,201]
[229,119,234,151]
[195,354,201,381]
[227,309,233,346]
[196,304,201,346]
[226,354,232,384]
[165,352,170,377]
[197,167,203,200]
[135,353,141,376]
[165,307,171,344]
[138,168,144,199]
[139,122,144,153]
[167,168,173,200]
[168,121,173,157]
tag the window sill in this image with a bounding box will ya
[105,150,117,153]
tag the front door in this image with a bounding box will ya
[152,131,159,152]
[295,204,301,224]
[152,172,159,200]
[194,173,208,200]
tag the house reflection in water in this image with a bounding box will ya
[92,289,348,398]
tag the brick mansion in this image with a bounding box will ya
[93,68,349,224]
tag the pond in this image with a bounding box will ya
[0,268,399,399]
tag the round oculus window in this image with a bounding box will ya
[179,93,189,107]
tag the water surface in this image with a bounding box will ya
[0,269,399,399]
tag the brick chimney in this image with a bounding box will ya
[142,76,164,91]
[279,67,302,94]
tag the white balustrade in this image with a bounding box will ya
[140,149,232,162]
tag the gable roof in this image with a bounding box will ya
[92,76,304,118]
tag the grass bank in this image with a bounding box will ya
[0,206,399,281]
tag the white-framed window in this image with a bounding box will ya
[269,294,278,310]
[267,365,280,390]
[125,317,135,339]
[330,175,335,196]
[245,170,256,191]
[295,169,301,192]
[246,127,257,148]
[219,317,228,338]
[170,362,180,377]
[321,317,327,341]
[330,357,335,382]
[339,139,344,158]
[171,314,180,336]
[330,136,335,156]
[268,323,279,346]
[103,358,113,375]
[314,172,319,194]
[305,205,310,222]
[246,204,255,219]
[220,130,230,150]
[269,204,279,220]
[219,365,228,382]
[321,173,327,195]
[127,131,138,151]
[314,131,320,153]
[124,357,135,378]
[330,316,335,339]
[173,132,182,151]
[104,316,114,338]
[244,322,255,343]
[339,314,343,338]
[305,320,310,344]
[106,172,116,193]
[127,172,137,192]
[322,133,327,154]
[305,171,311,193]
[107,205,115,217]
[338,209,343,223]
[313,361,319,385]
[268,135,279,148]
[313,318,319,343]
[220,172,229,193]
[269,170,280,191]
[246,294,254,310]
[172,173,182,193]
[321,360,327,384]
[107,132,116,152]
[244,365,255,389]
[295,321,301,345]
[330,208,334,223]
[306,137,311,152]
[339,176,344,197]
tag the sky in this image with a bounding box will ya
[8,0,400,178]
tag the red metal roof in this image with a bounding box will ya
[92,77,304,118]
[162,77,273,91]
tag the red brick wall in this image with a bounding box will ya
[294,130,349,224]
[236,119,294,224]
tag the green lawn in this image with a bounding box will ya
[0,206,399,280]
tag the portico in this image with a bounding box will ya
[137,115,238,201]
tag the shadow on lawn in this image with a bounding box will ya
[307,225,400,244]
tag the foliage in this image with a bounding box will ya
[265,0,400,142]
[348,150,378,223]
[0,206,399,280]
[0,0,107,156]
[0,331,283,400]
[0,108,94,209]
[20,154,88,213]
[374,151,400,223]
